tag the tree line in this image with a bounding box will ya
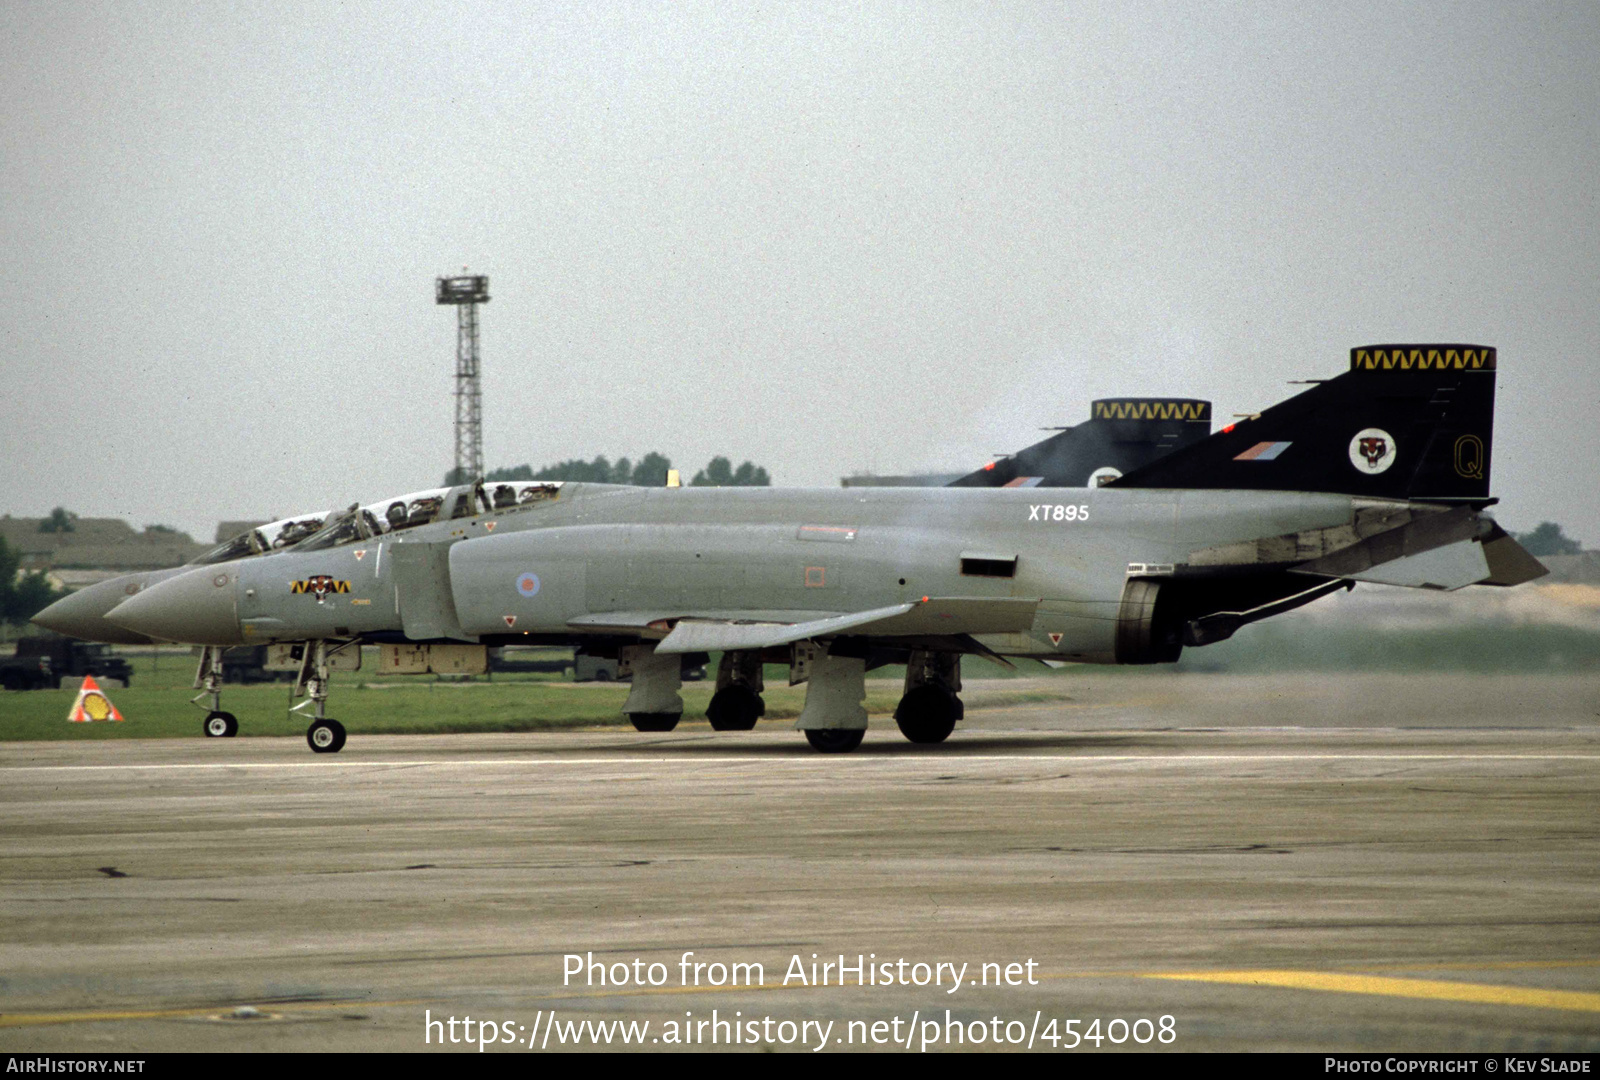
[1514,522,1583,557]
[456,453,771,488]
[0,536,66,628]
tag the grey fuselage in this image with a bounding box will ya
[135,482,1372,662]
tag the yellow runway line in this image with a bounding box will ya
[1142,970,1600,1013]
[0,999,420,1029]
[0,1006,222,1028]
[1346,959,1600,975]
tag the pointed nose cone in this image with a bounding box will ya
[31,570,188,645]
[107,566,244,646]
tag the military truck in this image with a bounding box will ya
[0,636,134,691]
[573,650,620,681]
[488,647,703,682]
[219,645,297,684]
[486,646,576,678]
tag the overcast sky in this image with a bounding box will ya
[2,1,1596,545]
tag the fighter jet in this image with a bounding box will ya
[40,396,1208,647]
[28,490,481,735]
[45,397,1211,734]
[106,344,1544,754]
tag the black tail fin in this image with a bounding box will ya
[948,398,1211,488]
[1109,345,1496,502]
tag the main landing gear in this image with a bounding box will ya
[804,728,865,753]
[793,645,869,753]
[615,639,967,753]
[707,651,765,731]
[620,644,684,733]
[790,645,967,752]
[291,640,355,753]
[193,646,239,738]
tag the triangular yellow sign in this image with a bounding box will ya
[67,675,123,723]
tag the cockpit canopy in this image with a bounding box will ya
[488,481,563,510]
[290,481,561,553]
[189,512,332,566]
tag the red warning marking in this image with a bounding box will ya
[485,521,497,532]
[503,615,517,628]
[67,675,123,723]
[1048,633,1063,646]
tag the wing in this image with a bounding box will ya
[569,596,1041,654]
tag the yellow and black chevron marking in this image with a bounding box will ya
[1092,399,1211,422]
[290,578,352,594]
[1350,346,1496,372]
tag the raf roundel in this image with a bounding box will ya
[515,572,541,598]
[1348,427,1398,475]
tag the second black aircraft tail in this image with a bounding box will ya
[948,398,1212,488]
[1109,345,1497,503]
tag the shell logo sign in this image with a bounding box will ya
[67,675,123,723]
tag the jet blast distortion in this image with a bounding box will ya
[437,273,490,483]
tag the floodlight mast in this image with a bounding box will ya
[436,274,490,484]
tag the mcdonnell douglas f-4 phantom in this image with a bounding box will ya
[103,345,1544,753]
[39,394,1213,735]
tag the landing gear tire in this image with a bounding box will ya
[203,711,239,738]
[307,719,346,754]
[706,685,763,731]
[628,712,680,733]
[804,728,865,754]
[894,685,959,744]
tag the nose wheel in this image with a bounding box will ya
[307,719,346,754]
[292,640,358,753]
[192,646,239,738]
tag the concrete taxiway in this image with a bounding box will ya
[2,672,1598,1053]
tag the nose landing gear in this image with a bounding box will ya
[306,718,347,753]
[193,646,239,738]
[291,640,358,753]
